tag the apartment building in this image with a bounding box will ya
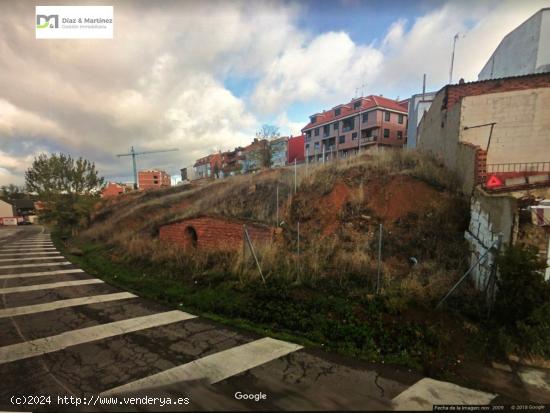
[301,95,409,162]
[138,169,171,190]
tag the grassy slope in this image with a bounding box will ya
[60,152,491,377]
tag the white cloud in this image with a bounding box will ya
[251,31,384,113]
[0,0,548,186]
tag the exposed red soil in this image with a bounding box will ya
[363,175,443,223]
[321,182,351,235]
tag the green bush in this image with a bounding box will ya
[493,244,550,357]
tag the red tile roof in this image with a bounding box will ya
[302,95,409,131]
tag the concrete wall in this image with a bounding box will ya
[159,216,274,251]
[538,10,550,73]
[464,191,517,289]
[478,9,548,80]
[458,87,550,164]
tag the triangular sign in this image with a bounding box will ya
[486,175,503,188]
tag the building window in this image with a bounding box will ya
[362,112,368,123]
[305,144,310,153]
[306,135,311,142]
[333,122,339,131]
[398,114,404,124]
[323,125,330,137]
[383,128,390,138]
[384,111,391,121]
[339,135,345,144]
[310,115,317,123]
[354,101,361,109]
[342,117,354,132]
[397,131,403,139]
[314,142,320,151]
[334,108,341,116]
[352,132,358,140]
[366,129,373,138]
[306,131,311,139]
[314,128,320,136]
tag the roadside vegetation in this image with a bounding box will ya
[54,150,549,380]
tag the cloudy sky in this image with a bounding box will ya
[0,0,548,185]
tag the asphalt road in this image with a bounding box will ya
[0,225,533,411]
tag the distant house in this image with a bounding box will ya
[0,199,15,218]
[270,137,288,167]
[101,182,133,198]
[138,170,171,190]
[241,139,268,173]
[193,153,223,179]
[221,148,244,177]
[11,199,36,216]
[287,134,305,164]
[302,95,409,163]
[406,91,436,149]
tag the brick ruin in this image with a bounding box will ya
[159,216,274,251]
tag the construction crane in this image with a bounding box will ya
[116,146,179,189]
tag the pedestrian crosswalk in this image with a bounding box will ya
[0,292,136,318]
[102,337,303,395]
[0,229,507,410]
[391,378,497,410]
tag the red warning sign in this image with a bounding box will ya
[486,175,503,188]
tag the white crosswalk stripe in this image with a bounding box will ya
[0,261,71,269]
[0,269,84,280]
[0,252,61,257]
[391,378,497,410]
[102,337,303,395]
[0,278,103,294]
[9,243,54,246]
[0,310,196,364]
[0,292,136,318]
[0,256,65,263]
[0,248,57,252]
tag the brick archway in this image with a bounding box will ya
[184,226,198,248]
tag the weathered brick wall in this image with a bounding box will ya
[445,73,550,110]
[159,216,274,251]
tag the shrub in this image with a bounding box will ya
[493,243,550,357]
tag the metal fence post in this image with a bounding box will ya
[243,225,266,284]
[294,159,297,194]
[376,224,383,294]
[276,185,279,227]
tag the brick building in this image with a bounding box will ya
[417,72,550,194]
[159,216,274,251]
[287,134,305,164]
[138,169,171,190]
[101,182,133,198]
[301,95,409,162]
